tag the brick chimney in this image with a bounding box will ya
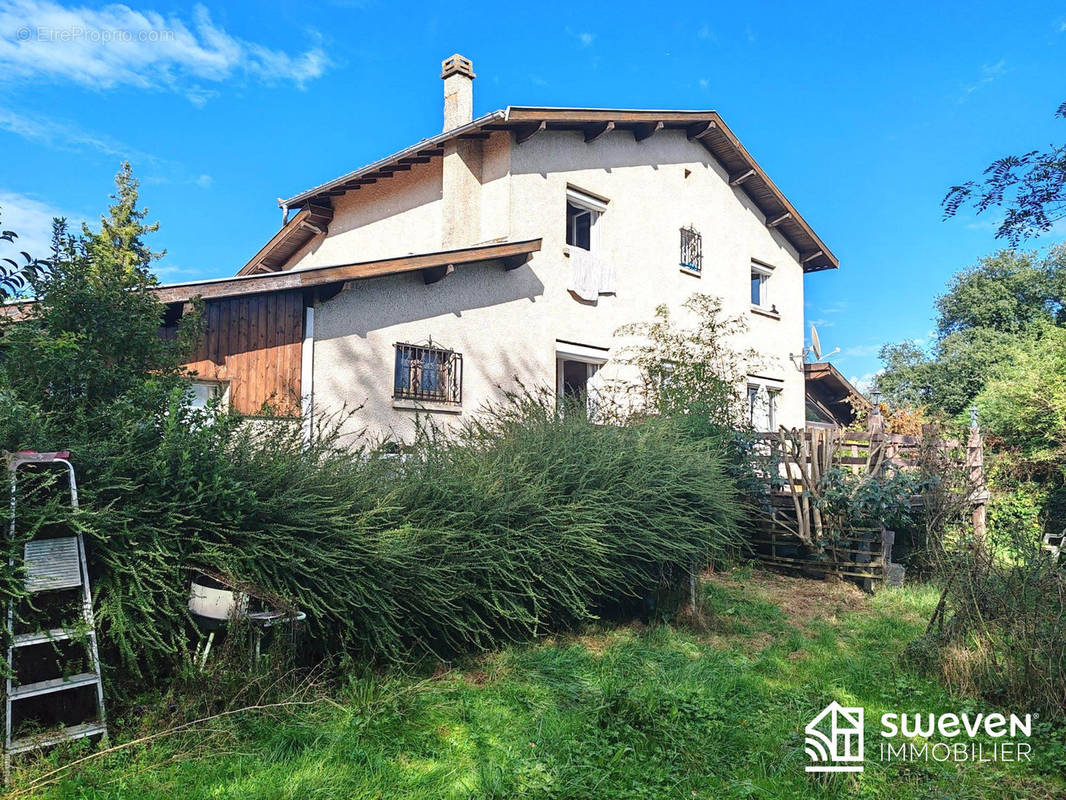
[440,54,481,249]
[441,54,475,131]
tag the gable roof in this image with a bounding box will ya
[278,106,838,273]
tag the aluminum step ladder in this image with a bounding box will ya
[4,451,107,782]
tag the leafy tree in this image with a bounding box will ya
[935,247,1065,336]
[875,248,1063,416]
[875,341,930,409]
[0,209,50,302]
[1,164,196,428]
[943,101,1066,245]
[975,322,1066,472]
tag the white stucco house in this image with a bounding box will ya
[155,54,838,439]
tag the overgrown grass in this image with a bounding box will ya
[11,570,1064,799]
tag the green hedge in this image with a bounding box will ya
[5,391,742,680]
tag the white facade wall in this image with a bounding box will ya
[310,128,809,441]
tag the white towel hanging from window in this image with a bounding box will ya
[568,247,615,301]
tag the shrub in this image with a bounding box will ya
[920,507,1066,719]
[5,391,742,682]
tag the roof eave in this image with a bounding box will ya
[280,110,508,208]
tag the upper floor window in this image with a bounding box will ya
[680,226,702,275]
[751,261,775,310]
[565,187,608,252]
[394,341,463,405]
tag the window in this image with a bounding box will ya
[394,342,462,405]
[680,226,702,274]
[747,381,781,431]
[556,341,609,418]
[565,187,607,252]
[187,379,228,411]
[751,261,775,311]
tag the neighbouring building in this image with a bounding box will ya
[153,54,839,439]
[804,362,872,428]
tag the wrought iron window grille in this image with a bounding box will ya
[393,340,463,404]
[680,226,702,273]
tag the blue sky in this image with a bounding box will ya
[1,0,1064,386]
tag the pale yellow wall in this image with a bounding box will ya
[310,128,811,441]
[287,159,444,269]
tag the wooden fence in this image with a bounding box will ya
[743,409,986,589]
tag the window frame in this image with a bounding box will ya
[555,340,609,418]
[750,261,774,309]
[565,187,608,253]
[746,378,783,432]
[187,378,229,411]
[393,341,463,406]
[679,226,702,275]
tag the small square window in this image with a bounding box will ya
[394,342,462,405]
[567,203,594,250]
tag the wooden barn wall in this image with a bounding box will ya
[168,291,304,417]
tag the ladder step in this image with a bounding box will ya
[23,538,83,593]
[11,628,80,648]
[6,722,107,755]
[9,672,100,701]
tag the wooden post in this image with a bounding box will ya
[867,401,885,476]
[967,406,988,546]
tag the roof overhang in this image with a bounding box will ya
[155,238,541,304]
[1,239,542,319]
[804,362,871,409]
[279,106,837,273]
[238,203,333,276]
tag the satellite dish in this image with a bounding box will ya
[810,325,822,360]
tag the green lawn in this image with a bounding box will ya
[8,568,1065,799]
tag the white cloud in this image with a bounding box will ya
[815,300,848,315]
[0,190,82,262]
[698,78,709,90]
[0,105,155,162]
[841,343,884,359]
[0,1,329,102]
[958,59,1007,101]
[194,174,212,189]
[848,370,882,395]
[697,25,715,42]
[564,26,595,48]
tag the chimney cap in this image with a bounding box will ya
[441,54,475,80]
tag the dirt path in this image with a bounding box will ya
[703,567,869,633]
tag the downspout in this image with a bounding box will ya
[301,305,314,446]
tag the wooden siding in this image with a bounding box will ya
[178,291,304,417]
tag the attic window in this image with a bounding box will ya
[565,187,608,252]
